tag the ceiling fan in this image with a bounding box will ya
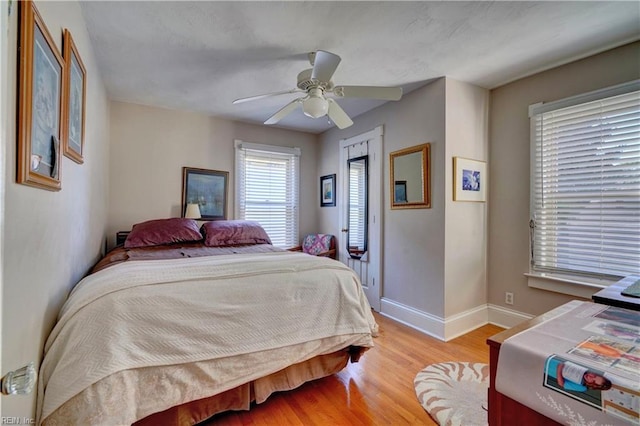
[233,50,403,129]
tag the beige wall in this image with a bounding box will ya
[2,0,110,418]
[320,79,449,318]
[488,41,640,316]
[108,102,318,246]
[319,78,489,337]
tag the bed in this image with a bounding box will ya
[37,218,378,425]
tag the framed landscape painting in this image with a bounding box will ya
[17,0,64,191]
[62,29,86,164]
[181,167,229,220]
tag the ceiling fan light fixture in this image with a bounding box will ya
[302,88,329,118]
[302,96,328,118]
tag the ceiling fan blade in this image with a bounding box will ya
[233,89,300,105]
[264,98,303,125]
[311,50,341,82]
[333,85,403,101]
[327,99,353,129]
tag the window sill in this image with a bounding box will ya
[525,272,615,299]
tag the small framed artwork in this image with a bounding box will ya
[62,29,86,164]
[17,0,65,191]
[320,174,336,207]
[453,157,487,202]
[181,167,229,220]
[394,180,407,203]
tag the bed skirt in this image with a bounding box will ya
[134,347,362,426]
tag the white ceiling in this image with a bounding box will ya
[80,1,640,134]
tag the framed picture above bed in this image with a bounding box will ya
[17,0,64,191]
[181,167,229,220]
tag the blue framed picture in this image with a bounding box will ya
[394,180,407,203]
[321,174,336,207]
[453,157,487,202]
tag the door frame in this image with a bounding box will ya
[338,126,383,311]
[0,1,10,416]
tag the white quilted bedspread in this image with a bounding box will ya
[37,252,377,423]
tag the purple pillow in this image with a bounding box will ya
[201,220,271,247]
[124,218,203,248]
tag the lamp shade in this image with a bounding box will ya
[302,96,329,118]
[184,203,201,219]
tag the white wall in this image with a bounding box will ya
[488,41,640,316]
[108,102,318,245]
[2,0,110,418]
[444,79,489,319]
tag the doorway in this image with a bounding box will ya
[338,126,383,311]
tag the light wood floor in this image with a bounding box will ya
[207,312,504,425]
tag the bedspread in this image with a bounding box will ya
[37,251,377,423]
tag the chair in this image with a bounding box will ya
[289,234,337,259]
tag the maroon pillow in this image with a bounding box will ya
[201,220,271,247]
[124,218,203,248]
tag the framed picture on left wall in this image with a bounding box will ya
[62,29,86,164]
[182,167,229,220]
[17,0,64,191]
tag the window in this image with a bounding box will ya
[529,81,640,281]
[235,140,300,248]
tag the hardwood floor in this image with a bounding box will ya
[207,312,504,425]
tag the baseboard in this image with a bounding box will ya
[487,303,534,329]
[443,305,490,341]
[380,299,534,340]
[380,298,445,340]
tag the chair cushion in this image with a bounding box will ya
[302,234,333,255]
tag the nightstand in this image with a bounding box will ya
[116,231,130,246]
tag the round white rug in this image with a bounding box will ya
[414,361,489,426]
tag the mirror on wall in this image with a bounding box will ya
[390,143,430,209]
[347,155,368,259]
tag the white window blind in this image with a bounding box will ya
[235,141,300,248]
[530,82,640,280]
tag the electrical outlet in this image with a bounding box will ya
[505,292,514,305]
